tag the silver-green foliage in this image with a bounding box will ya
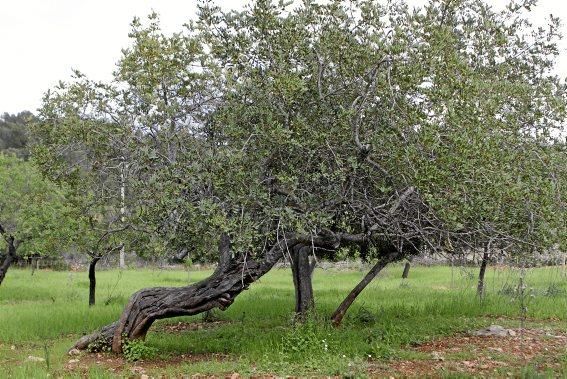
[33,0,566,262]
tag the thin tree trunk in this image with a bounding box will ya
[331,250,399,326]
[477,247,489,297]
[119,158,127,269]
[89,256,101,306]
[119,247,125,269]
[290,245,316,318]
[31,257,37,276]
[402,261,411,279]
[0,235,17,286]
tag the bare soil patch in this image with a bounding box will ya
[155,320,233,334]
[370,328,567,378]
[63,351,233,377]
[61,324,566,378]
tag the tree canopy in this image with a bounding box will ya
[0,154,78,284]
[29,0,566,352]
[34,0,566,261]
[0,154,76,256]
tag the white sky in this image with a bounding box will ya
[0,0,566,115]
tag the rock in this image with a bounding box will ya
[141,375,149,379]
[131,366,146,375]
[68,359,79,364]
[10,345,15,350]
[68,348,81,356]
[472,325,516,337]
[27,355,45,362]
[431,351,445,361]
[488,347,503,353]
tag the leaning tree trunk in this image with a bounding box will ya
[331,250,400,326]
[71,236,300,353]
[0,236,17,286]
[477,247,490,297]
[89,256,101,306]
[290,245,316,318]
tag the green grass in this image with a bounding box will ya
[0,264,565,378]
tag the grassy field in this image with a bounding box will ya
[0,263,566,378]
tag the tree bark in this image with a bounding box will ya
[290,245,316,318]
[169,248,189,264]
[0,235,17,286]
[89,256,101,306]
[477,247,489,297]
[359,241,369,262]
[331,249,400,326]
[402,261,411,279]
[71,236,300,353]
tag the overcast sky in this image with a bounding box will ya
[1,0,566,115]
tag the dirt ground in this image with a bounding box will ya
[370,327,567,378]
[62,323,567,378]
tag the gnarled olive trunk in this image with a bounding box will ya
[290,244,316,318]
[89,256,101,306]
[331,249,400,326]
[72,236,298,353]
[0,235,17,286]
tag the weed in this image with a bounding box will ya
[87,338,112,353]
[122,338,158,362]
[354,305,377,325]
[202,309,222,323]
[43,342,51,370]
[278,318,331,361]
[543,282,566,297]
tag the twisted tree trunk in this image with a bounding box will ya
[72,236,300,353]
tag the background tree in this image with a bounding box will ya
[0,111,34,159]
[31,79,138,302]
[0,154,76,285]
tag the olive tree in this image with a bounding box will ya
[0,154,76,284]
[32,76,137,304]
[32,0,565,353]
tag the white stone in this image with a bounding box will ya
[68,348,81,356]
[27,355,45,362]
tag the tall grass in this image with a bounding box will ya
[0,263,565,377]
